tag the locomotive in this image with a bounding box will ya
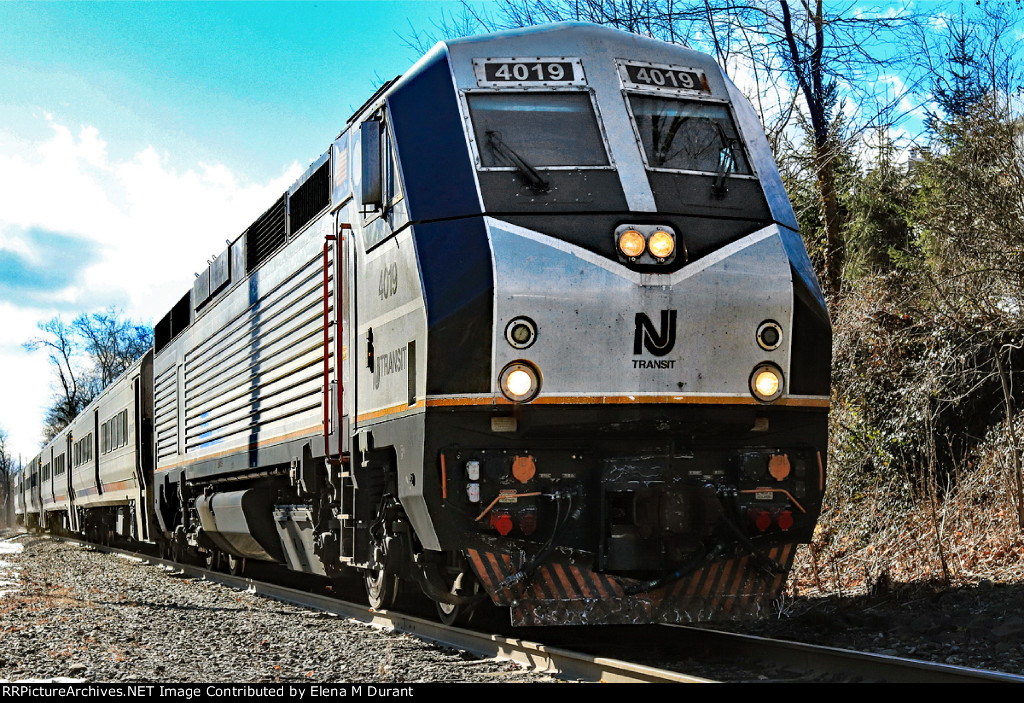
[16,23,831,627]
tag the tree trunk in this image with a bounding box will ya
[995,351,1024,529]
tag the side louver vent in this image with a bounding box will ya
[246,195,287,274]
[154,312,172,354]
[155,291,193,354]
[290,160,330,235]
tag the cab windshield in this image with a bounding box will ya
[629,95,750,174]
[467,92,609,168]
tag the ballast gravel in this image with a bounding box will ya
[0,535,553,683]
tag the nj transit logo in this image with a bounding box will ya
[634,310,677,357]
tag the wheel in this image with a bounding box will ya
[227,553,245,576]
[365,559,399,610]
[434,571,480,626]
[204,549,222,572]
[436,600,460,626]
[364,493,400,610]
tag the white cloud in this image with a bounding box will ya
[0,115,304,461]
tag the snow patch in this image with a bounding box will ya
[0,540,24,556]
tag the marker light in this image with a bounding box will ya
[505,317,537,349]
[777,510,794,531]
[648,231,675,259]
[754,510,772,532]
[757,321,783,351]
[618,229,646,258]
[499,361,541,402]
[750,363,784,403]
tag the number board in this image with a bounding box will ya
[618,60,710,94]
[473,57,586,88]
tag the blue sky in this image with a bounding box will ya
[0,1,454,180]
[0,1,462,462]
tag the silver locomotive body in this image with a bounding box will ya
[147,24,829,625]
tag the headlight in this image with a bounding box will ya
[750,363,784,403]
[648,230,675,259]
[613,224,680,266]
[618,229,645,258]
[499,361,541,402]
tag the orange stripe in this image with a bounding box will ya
[101,480,133,493]
[731,555,751,597]
[531,574,548,599]
[424,394,830,408]
[589,571,610,599]
[723,556,749,613]
[720,556,745,613]
[712,558,734,605]
[600,572,625,598]
[485,552,512,599]
[156,426,322,473]
[700,563,720,598]
[539,567,560,599]
[708,560,730,612]
[551,564,576,599]
[440,453,447,501]
[684,566,704,600]
[467,549,493,592]
[356,399,426,422]
[569,566,594,599]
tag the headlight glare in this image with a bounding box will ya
[750,364,784,403]
[499,361,541,402]
[618,230,645,258]
[648,231,675,259]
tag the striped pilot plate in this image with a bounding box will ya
[466,544,795,626]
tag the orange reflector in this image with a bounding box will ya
[768,454,791,481]
[490,512,513,536]
[512,455,536,483]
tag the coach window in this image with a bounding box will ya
[467,92,609,169]
[627,95,750,174]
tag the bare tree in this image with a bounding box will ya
[74,306,153,388]
[24,317,95,439]
[24,308,153,440]
[0,428,13,528]
[407,0,919,296]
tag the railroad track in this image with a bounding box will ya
[541,623,1024,682]
[88,540,706,683]
[63,537,1024,683]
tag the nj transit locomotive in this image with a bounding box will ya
[17,23,831,626]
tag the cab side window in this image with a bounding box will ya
[360,111,405,249]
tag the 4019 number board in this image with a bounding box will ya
[618,60,710,94]
[474,57,586,87]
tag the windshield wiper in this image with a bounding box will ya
[486,130,550,192]
[712,123,736,199]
